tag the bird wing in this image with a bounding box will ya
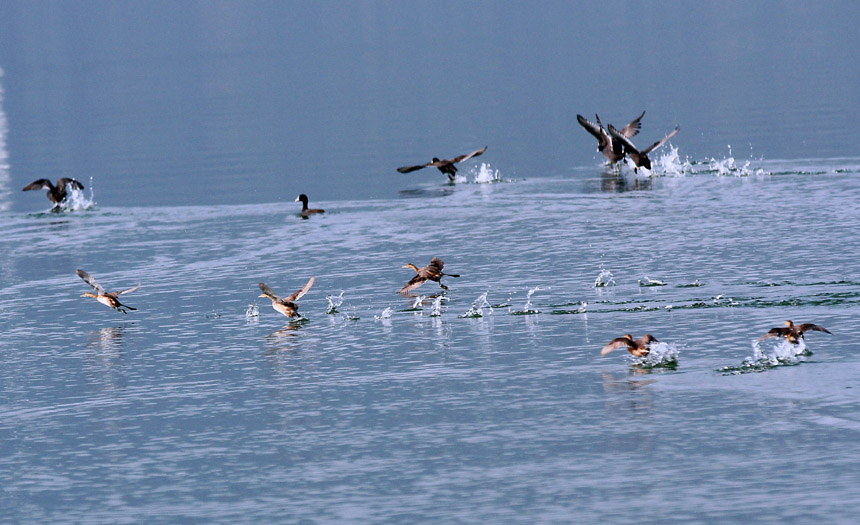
[258,282,282,302]
[607,125,640,155]
[601,338,635,356]
[759,327,789,340]
[285,276,315,302]
[619,110,646,138]
[397,163,430,173]
[22,179,53,191]
[399,275,427,293]
[57,178,84,191]
[797,323,832,335]
[577,114,606,144]
[450,146,488,164]
[637,334,658,346]
[641,127,680,155]
[428,257,445,273]
[116,284,141,295]
[77,269,106,294]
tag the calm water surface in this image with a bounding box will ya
[2,2,860,523]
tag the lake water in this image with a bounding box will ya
[2,2,860,523]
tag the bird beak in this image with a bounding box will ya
[401,264,410,269]
[294,196,300,202]
[259,294,267,298]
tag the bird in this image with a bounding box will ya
[258,277,315,318]
[601,334,659,357]
[76,269,140,314]
[397,146,488,181]
[399,257,459,293]
[759,320,832,344]
[295,194,324,217]
[22,178,84,207]
[576,111,645,169]
[608,123,679,172]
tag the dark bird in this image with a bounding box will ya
[23,178,84,207]
[608,123,679,172]
[399,257,459,293]
[258,277,315,318]
[576,111,645,169]
[76,269,140,314]
[759,320,832,344]
[601,334,658,357]
[295,194,325,217]
[397,146,488,181]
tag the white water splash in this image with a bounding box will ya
[429,295,447,317]
[473,162,502,183]
[511,287,543,314]
[748,338,809,367]
[245,304,259,321]
[460,291,492,318]
[57,176,97,212]
[411,295,426,309]
[707,145,768,177]
[594,268,615,288]
[633,341,680,367]
[326,291,344,314]
[374,307,393,320]
[650,145,693,176]
[638,276,666,287]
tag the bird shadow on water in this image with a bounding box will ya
[598,170,654,193]
[398,186,457,199]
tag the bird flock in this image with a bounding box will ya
[22,116,832,360]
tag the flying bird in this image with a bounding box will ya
[76,269,140,314]
[397,146,488,181]
[576,111,645,169]
[295,194,325,217]
[608,124,679,172]
[23,178,84,207]
[600,334,659,357]
[399,257,459,293]
[759,320,832,344]
[258,277,315,318]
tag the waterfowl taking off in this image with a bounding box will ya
[759,320,832,344]
[399,257,459,293]
[258,277,315,318]
[576,111,645,168]
[608,123,679,172]
[397,146,488,181]
[295,194,324,217]
[601,334,658,357]
[76,269,140,314]
[23,178,84,207]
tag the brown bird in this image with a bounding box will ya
[759,320,832,344]
[399,257,459,293]
[258,277,315,318]
[608,124,679,172]
[397,146,488,181]
[23,178,84,207]
[77,269,140,314]
[295,194,324,217]
[601,334,659,357]
[576,111,645,168]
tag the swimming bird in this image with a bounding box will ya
[258,277,315,318]
[397,146,488,181]
[399,257,459,293]
[601,334,658,357]
[23,178,84,207]
[76,269,140,314]
[576,112,645,169]
[759,320,832,344]
[608,123,679,172]
[295,194,325,217]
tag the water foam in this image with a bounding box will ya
[326,291,345,314]
[721,339,810,374]
[594,268,615,288]
[510,287,543,315]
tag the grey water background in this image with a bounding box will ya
[2,1,860,522]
